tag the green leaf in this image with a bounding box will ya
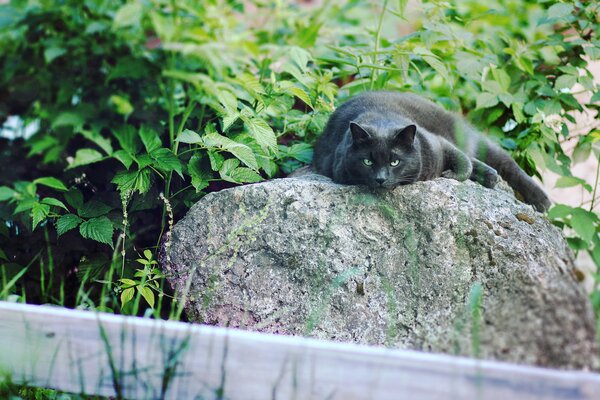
[79,216,114,247]
[243,117,278,154]
[113,150,134,169]
[41,197,69,211]
[56,214,83,236]
[138,286,155,308]
[109,95,134,116]
[188,155,211,192]
[34,177,68,192]
[79,129,113,155]
[78,200,113,218]
[120,287,135,308]
[570,208,596,243]
[548,204,573,220]
[289,86,313,108]
[555,75,577,91]
[201,131,258,170]
[150,148,183,177]
[555,176,593,192]
[547,3,574,20]
[208,151,225,171]
[119,278,137,287]
[176,129,203,144]
[64,189,84,210]
[491,69,511,91]
[112,125,140,155]
[476,93,499,109]
[44,47,66,64]
[0,186,16,201]
[112,168,152,194]
[113,1,143,29]
[51,112,85,130]
[140,126,163,153]
[143,249,152,260]
[228,167,263,183]
[31,203,50,230]
[67,148,104,169]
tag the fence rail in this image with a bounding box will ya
[1,301,599,399]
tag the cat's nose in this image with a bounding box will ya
[375,177,385,185]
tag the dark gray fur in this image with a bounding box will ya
[313,91,551,211]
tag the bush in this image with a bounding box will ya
[0,0,599,321]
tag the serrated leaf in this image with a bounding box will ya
[243,117,278,154]
[79,216,114,247]
[140,126,163,153]
[176,129,203,144]
[112,125,140,155]
[289,86,313,108]
[138,286,155,308]
[476,92,499,109]
[56,214,83,236]
[0,186,16,201]
[188,155,211,192]
[120,287,134,308]
[202,131,258,170]
[67,148,104,169]
[227,167,263,183]
[79,129,113,155]
[547,3,574,20]
[78,200,113,218]
[208,151,225,171]
[112,168,152,194]
[34,177,68,192]
[119,278,137,287]
[150,148,183,177]
[41,197,69,211]
[555,176,592,192]
[31,203,50,230]
[113,149,134,169]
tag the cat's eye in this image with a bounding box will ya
[363,158,373,166]
[390,160,400,167]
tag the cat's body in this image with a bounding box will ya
[313,91,551,211]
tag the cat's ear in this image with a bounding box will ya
[393,125,417,147]
[350,122,371,145]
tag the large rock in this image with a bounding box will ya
[161,173,598,370]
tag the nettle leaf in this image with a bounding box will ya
[555,75,577,91]
[228,167,263,183]
[79,129,113,155]
[31,202,50,230]
[112,125,140,155]
[491,69,511,91]
[113,149,134,169]
[208,150,225,171]
[548,204,573,220]
[140,126,163,153]
[41,197,69,211]
[56,214,83,236]
[67,148,104,169]
[202,131,258,170]
[188,155,211,192]
[242,116,278,154]
[138,286,155,308]
[112,168,152,194]
[176,129,203,144]
[78,200,113,218]
[0,186,16,201]
[64,189,84,210]
[150,148,183,177]
[555,176,593,192]
[34,177,68,192]
[79,216,114,247]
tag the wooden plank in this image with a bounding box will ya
[0,301,599,399]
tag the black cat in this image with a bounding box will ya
[313,91,551,211]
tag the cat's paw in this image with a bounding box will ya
[470,160,498,188]
[442,169,470,182]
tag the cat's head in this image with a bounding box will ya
[344,121,421,189]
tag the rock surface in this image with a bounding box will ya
[161,173,598,370]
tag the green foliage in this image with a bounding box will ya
[0,0,599,325]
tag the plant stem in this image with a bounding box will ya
[370,0,390,90]
[590,154,600,212]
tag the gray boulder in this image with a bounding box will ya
[161,173,598,370]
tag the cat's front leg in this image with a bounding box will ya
[441,144,472,182]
